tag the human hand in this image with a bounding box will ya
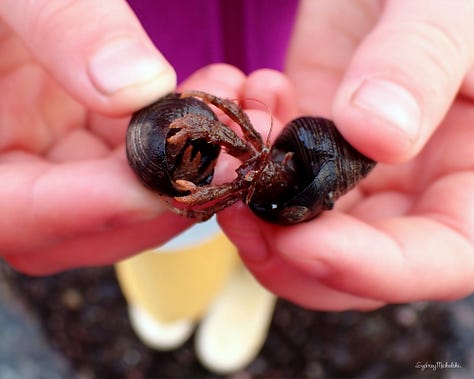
[0,1,242,275]
[219,0,474,310]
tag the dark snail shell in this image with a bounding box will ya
[126,93,220,197]
[126,91,376,225]
[248,117,376,224]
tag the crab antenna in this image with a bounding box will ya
[239,97,274,149]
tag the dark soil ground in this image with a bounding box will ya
[1,262,473,379]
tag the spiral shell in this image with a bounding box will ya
[248,117,375,224]
[126,93,220,197]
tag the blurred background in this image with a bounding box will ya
[1,261,474,379]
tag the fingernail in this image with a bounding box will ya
[352,78,421,140]
[88,39,173,95]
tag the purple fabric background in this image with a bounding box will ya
[127,0,298,82]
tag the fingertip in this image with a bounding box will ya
[0,0,177,117]
[333,78,420,163]
[242,69,298,122]
[332,0,474,163]
[218,205,272,265]
[178,63,246,98]
[87,38,177,116]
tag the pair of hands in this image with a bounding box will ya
[1,0,473,311]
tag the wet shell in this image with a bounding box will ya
[126,94,220,197]
[248,117,376,224]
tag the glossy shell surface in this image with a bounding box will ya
[126,94,220,197]
[248,117,375,224]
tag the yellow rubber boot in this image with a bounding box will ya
[196,265,276,374]
[116,216,277,373]
[115,217,238,349]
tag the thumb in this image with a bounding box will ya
[0,0,176,116]
[333,0,474,163]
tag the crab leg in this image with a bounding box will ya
[179,194,244,222]
[165,186,248,222]
[168,114,256,161]
[181,91,266,152]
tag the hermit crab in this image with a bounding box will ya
[126,91,375,225]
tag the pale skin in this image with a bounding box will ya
[0,0,473,311]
